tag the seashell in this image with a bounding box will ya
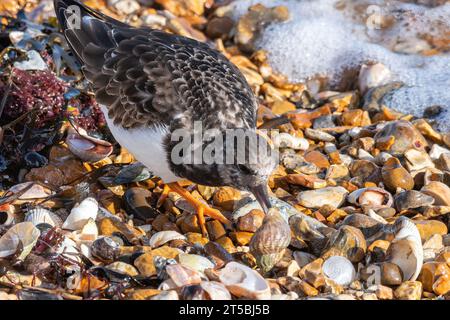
[347,187,393,210]
[232,196,300,223]
[218,261,271,300]
[421,181,450,206]
[25,207,63,228]
[113,162,152,184]
[394,190,435,212]
[249,208,291,273]
[56,237,81,263]
[404,149,435,172]
[106,261,139,276]
[358,63,391,93]
[150,290,179,300]
[200,281,232,300]
[74,218,98,242]
[166,264,203,287]
[149,231,186,248]
[178,253,215,274]
[7,182,52,200]
[385,217,423,281]
[322,256,356,286]
[180,284,207,300]
[66,127,113,162]
[272,132,309,150]
[0,205,15,227]
[91,236,120,262]
[0,222,40,260]
[62,197,98,231]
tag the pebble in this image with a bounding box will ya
[322,225,367,263]
[134,246,180,276]
[421,181,450,206]
[394,281,423,300]
[124,187,158,220]
[205,220,226,241]
[297,187,348,209]
[381,262,404,286]
[381,157,414,192]
[414,220,448,242]
[304,128,336,142]
[236,209,265,233]
[213,187,242,211]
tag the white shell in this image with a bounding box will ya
[0,222,40,260]
[0,207,15,227]
[25,208,62,227]
[218,262,271,300]
[150,290,179,300]
[322,256,356,286]
[200,281,232,300]
[272,133,309,150]
[358,63,391,93]
[179,253,215,273]
[348,187,393,209]
[8,182,52,200]
[62,197,99,231]
[149,231,186,248]
[166,264,203,287]
[73,218,98,242]
[385,217,423,281]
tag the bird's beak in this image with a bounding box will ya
[251,183,272,214]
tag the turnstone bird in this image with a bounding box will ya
[54,0,276,236]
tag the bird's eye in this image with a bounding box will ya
[237,164,253,174]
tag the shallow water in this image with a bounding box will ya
[232,0,450,132]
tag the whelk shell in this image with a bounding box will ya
[218,261,271,300]
[322,256,356,286]
[149,231,186,248]
[385,217,423,281]
[62,197,99,231]
[249,208,291,273]
[0,222,40,260]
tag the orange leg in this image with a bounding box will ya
[156,184,170,208]
[164,182,230,237]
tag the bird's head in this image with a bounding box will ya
[168,128,277,213]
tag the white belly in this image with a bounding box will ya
[100,105,180,183]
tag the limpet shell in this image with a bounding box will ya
[0,222,40,260]
[218,261,271,300]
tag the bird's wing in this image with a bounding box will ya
[54,0,257,130]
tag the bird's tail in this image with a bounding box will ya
[53,0,127,63]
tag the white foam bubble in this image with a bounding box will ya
[231,0,450,132]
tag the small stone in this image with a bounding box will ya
[299,258,325,289]
[124,187,158,220]
[341,109,371,127]
[213,187,241,211]
[381,157,414,192]
[134,246,180,276]
[236,209,265,233]
[293,251,316,268]
[394,190,435,212]
[375,285,394,300]
[271,100,296,115]
[152,214,178,232]
[436,153,450,171]
[421,181,450,206]
[285,173,327,189]
[108,0,140,14]
[304,150,330,169]
[414,220,448,242]
[205,220,226,241]
[206,16,234,39]
[127,289,161,300]
[304,128,336,142]
[106,261,139,276]
[381,262,403,286]
[404,149,435,171]
[98,218,144,243]
[178,214,201,234]
[299,280,319,296]
[326,164,349,180]
[297,187,348,209]
[185,232,209,246]
[215,236,236,253]
[313,115,335,129]
[432,274,450,296]
[25,165,65,188]
[394,281,422,300]
[419,262,450,293]
[322,225,367,263]
[362,292,378,300]
[230,231,254,246]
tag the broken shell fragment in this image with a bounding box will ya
[166,264,203,287]
[178,253,215,274]
[149,231,186,248]
[249,208,291,273]
[218,261,271,300]
[385,217,423,281]
[200,281,232,300]
[347,187,393,210]
[62,197,99,231]
[394,190,435,212]
[272,133,309,150]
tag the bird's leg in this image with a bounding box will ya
[156,184,170,208]
[165,182,231,237]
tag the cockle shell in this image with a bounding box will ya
[0,222,40,260]
[25,207,63,228]
[347,187,393,209]
[385,217,423,281]
[149,231,186,248]
[218,262,271,300]
[62,197,98,231]
[249,208,291,273]
[66,127,113,162]
[200,281,232,300]
[322,256,356,286]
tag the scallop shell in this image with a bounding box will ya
[322,256,356,286]
[62,197,98,231]
[25,208,63,227]
[218,261,271,300]
[149,231,186,248]
[385,217,423,281]
[249,208,291,273]
[272,133,309,150]
[178,253,215,274]
[0,222,40,260]
[200,281,232,300]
